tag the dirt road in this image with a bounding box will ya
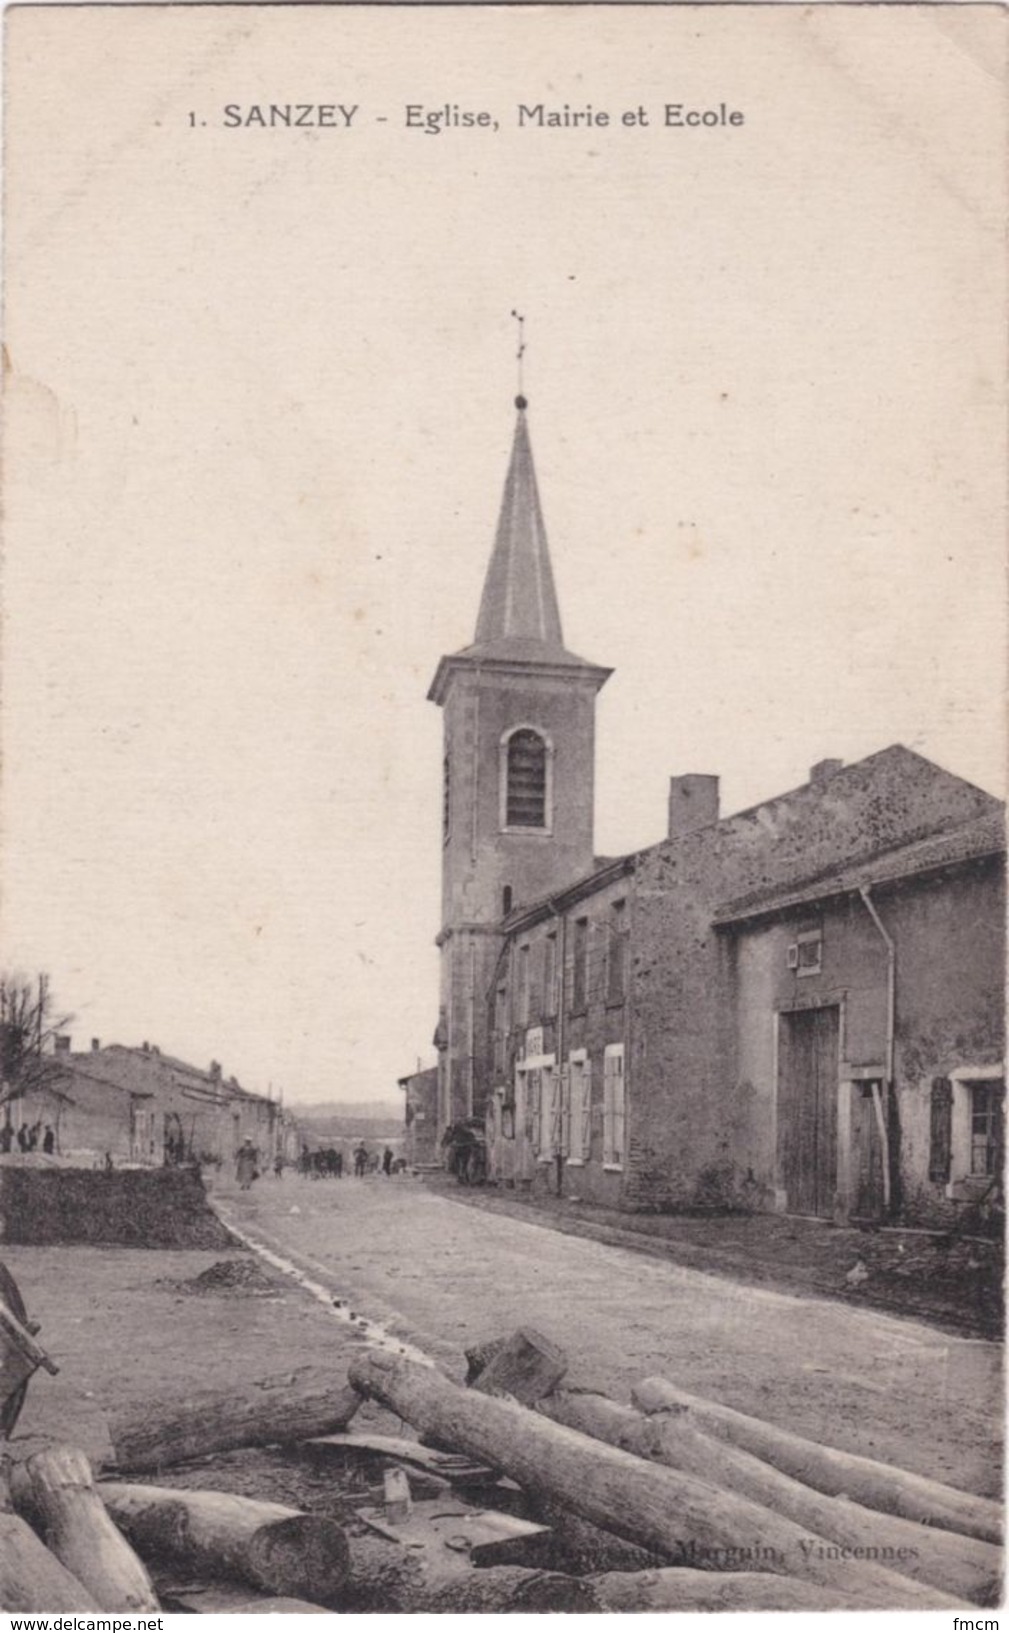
[214,1171,1001,1499]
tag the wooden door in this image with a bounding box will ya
[778,1007,839,1218]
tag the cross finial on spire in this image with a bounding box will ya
[510,309,527,406]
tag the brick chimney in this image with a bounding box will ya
[90,1037,100,1052]
[209,1060,223,1084]
[668,774,720,839]
[810,758,844,787]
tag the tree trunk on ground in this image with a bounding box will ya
[0,1474,101,1615]
[469,1328,568,1404]
[347,1348,953,1608]
[525,1495,665,1574]
[342,1534,599,1612]
[591,1566,862,1612]
[99,1481,351,1607]
[632,1377,1002,1546]
[541,1390,1000,1606]
[106,1369,362,1474]
[158,1584,332,1613]
[10,1445,159,1612]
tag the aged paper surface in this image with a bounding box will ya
[2,2,1005,1622]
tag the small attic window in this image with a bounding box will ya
[795,929,822,977]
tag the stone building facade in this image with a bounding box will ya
[425,398,1005,1226]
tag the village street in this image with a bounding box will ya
[212,1170,1001,1501]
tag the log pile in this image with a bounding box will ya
[1,1303,1000,1613]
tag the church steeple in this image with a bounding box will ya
[473,398,565,655]
[428,384,612,1134]
[429,398,609,702]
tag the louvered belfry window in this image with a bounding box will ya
[506,729,547,828]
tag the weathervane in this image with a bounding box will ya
[511,309,527,406]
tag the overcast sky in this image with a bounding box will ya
[4,5,1004,1104]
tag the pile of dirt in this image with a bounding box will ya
[0,1166,236,1249]
[171,1257,281,1297]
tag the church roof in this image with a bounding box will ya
[429,398,610,702]
[473,401,565,653]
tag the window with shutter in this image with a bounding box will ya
[928,1077,952,1183]
[572,918,588,1012]
[606,902,628,1003]
[549,1066,563,1157]
[603,1044,625,1169]
[523,1067,539,1154]
[970,1081,1004,1177]
[543,933,557,1016]
[517,945,530,1025]
[567,1054,590,1163]
[504,729,548,828]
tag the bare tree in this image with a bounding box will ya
[0,972,73,1110]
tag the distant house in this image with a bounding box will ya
[4,1044,156,1166]
[398,1067,439,1169]
[5,1037,295,1169]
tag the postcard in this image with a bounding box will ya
[2,3,1004,1622]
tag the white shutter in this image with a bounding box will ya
[603,1046,625,1168]
[559,1064,571,1156]
[579,1059,593,1161]
[549,1067,563,1156]
[529,1068,541,1154]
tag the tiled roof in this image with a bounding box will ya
[713,809,1005,926]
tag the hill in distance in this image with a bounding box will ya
[289,1099,404,1144]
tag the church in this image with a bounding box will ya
[425,396,1005,1227]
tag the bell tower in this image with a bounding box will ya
[428,395,611,1130]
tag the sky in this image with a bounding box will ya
[3,4,1005,1105]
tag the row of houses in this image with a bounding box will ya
[2,1036,300,1171]
[417,396,1005,1230]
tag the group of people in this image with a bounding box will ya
[0,1121,56,1155]
[293,1142,405,1178]
[235,1138,407,1188]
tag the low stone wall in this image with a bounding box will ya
[0,1165,236,1248]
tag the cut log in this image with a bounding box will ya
[159,1583,332,1614]
[527,1496,665,1574]
[99,1481,351,1607]
[10,1444,159,1612]
[342,1534,600,1613]
[540,1389,1001,1606]
[347,1348,955,1607]
[423,1565,601,1612]
[0,1508,102,1612]
[633,1377,1002,1546]
[469,1327,568,1404]
[464,1335,508,1384]
[592,1566,860,1612]
[107,1368,362,1473]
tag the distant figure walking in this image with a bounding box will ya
[273,1152,284,1179]
[42,1126,55,1155]
[353,1142,368,1178]
[382,1146,394,1177]
[236,1138,259,1190]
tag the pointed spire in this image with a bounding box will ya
[473,398,566,654]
